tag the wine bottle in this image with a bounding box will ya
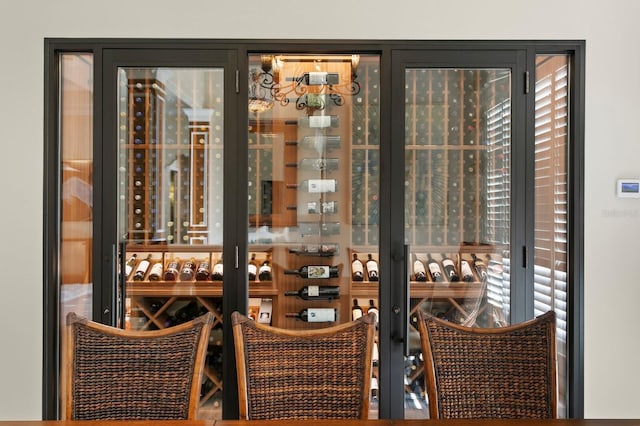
[472,253,489,282]
[366,254,379,281]
[179,257,197,281]
[284,265,339,279]
[195,259,211,281]
[413,255,427,282]
[303,71,339,85]
[286,158,339,172]
[287,179,338,193]
[175,300,200,324]
[441,253,460,282]
[351,253,364,281]
[460,258,474,282]
[258,255,272,281]
[298,115,339,128]
[426,253,444,282]
[211,256,223,280]
[124,253,138,278]
[371,373,379,400]
[284,285,340,300]
[351,299,363,320]
[289,244,338,257]
[367,299,379,324]
[164,257,180,281]
[248,253,257,281]
[133,254,152,281]
[285,135,341,152]
[306,201,338,214]
[298,222,340,237]
[285,308,337,322]
[147,261,163,281]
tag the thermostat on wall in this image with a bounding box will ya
[616,179,640,198]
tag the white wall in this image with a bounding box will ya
[1,0,639,419]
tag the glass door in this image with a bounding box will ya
[103,49,236,420]
[246,52,381,417]
[390,50,527,419]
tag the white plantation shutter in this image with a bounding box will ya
[534,55,569,416]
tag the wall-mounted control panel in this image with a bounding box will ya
[617,179,640,198]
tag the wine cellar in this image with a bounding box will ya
[118,53,512,418]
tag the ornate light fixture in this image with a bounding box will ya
[248,54,361,113]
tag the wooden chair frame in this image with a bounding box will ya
[232,311,375,420]
[418,310,557,419]
[62,311,213,420]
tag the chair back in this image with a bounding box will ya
[418,310,557,419]
[231,311,375,420]
[63,311,213,420]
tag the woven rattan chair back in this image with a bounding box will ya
[418,310,557,419]
[63,311,214,420]
[231,311,375,420]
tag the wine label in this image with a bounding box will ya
[308,71,327,85]
[307,308,336,322]
[308,265,330,279]
[148,262,163,281]
[428,263,442,279]
[248,264,257,276]
[414,260,426,274]
[307,179,337,193]
[308,285,320,297]
[366,260,378,278]
[309,115,332,128]
[352,260,364,274]
[460,260,474,280]
[212,262,224,279]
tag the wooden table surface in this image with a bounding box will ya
[216,419,640,426]
[2,419,640,426]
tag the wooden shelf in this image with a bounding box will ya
[127,281,277,297]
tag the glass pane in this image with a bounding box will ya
[247,53,381,417]
[59,52,94,399]
[404,68,512,418]
[117,67,224,419]
[535,54,569,418]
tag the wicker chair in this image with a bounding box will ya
[62,311,214,420]
[231,311,375,420]
[417,310,557,419]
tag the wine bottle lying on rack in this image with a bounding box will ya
[196,260,211,281]
[299,221,340,236]
[147,261,163,281]
[441,253,460,282]
[180,257,197,281]
[286,135,341,152]
[284,285,340,300]
[302,71,340,85]
[460,258,474,282]
[211,257,223,280]
[284,265,339,279]
[286,307,337,323]
[286,158,339,172]
[164,257,180,281]
[306,201,338,214]
[133,254,152,281]
[352,254,364,281]
[298,115,339,128]
[366,254,379,281]
[413,255,427,282]
[427,254,444,283]
[286,179,338,193]
[289,244,339,257]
